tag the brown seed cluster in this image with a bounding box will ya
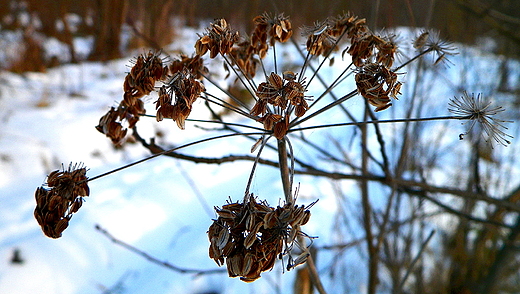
[355,63,401,112]
[348,33,398,68]
[34,163,89,239]
[97,51,168,144]
[304,12,367,57]
[123,51,168,106]
[252,13,293,47]
[302,13,401,111]
[154,69,205,129]
[251,72,308,139]
[195,19,240,58]
[208,195,312,282]
[169,54,207,80]
[228,39,261,78]
[95,99,145,145]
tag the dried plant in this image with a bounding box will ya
[34,163,89,238]
[449,91,513,146]
[34,11,517,294]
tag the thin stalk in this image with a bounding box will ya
[302,28,349,90]
[201,92,253,118]
[140,114,266,131]
[393,48,434,71]
[244,135,270,199]
[289,89,358,128]
[289,115,460,132]
[360,106,378,294]
[222,54,258,99]
[87,132,265,183]
[199,69,252,110]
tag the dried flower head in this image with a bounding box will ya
[375,33,399,67]
[303,21,338,56]
[34,163,89,238]
[208,194,313,282]
[448,91,513,146]
[169,54,208,80]
[355,63,401,111]
[252,13,293,46]
[123,51,168,106]
[414,30,457,66]
[251,72,309,139]
[329,12,368,39]
[195,18,240,58]
[96,98,145,145]
[229,38,260,78]
[154,69,205,129]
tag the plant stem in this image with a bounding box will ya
[277,137,292,203]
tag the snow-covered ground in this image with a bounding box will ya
[0,25,519,294]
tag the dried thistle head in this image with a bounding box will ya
[448,92,513,146]
[355,63,401,112]
[208,194,313,282]
[195,18,240,58]
[34,163,89,238]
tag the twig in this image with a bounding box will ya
[95,224,226,275]
[397,229,435,291]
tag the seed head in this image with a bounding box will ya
[208,194,313,282]
[355,63,401,111]
[195,19,239,58]
[34,163,89,238]
[448,92,513,146]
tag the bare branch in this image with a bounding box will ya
[95,225,226,275]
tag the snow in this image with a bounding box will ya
[0,25,519,294]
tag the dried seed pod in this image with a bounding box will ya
[268,72,283,89]
[414,31,429,49]
[217,228,230,250]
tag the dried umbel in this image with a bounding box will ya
[154,69,205,129]
[169,54,208,80]
[208,195,313,282]
[355,63,401,112]
[34,163,89,238]
[413,30,457,66]
[448,92,513,146]
[251,72,309,139]
[304,21,338,56]
[302,12,368,58]
[123,51,168,106]
[96,98,145,145]
[252,13,293,47]
[229,39,260,78]
[195,18,240,58]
